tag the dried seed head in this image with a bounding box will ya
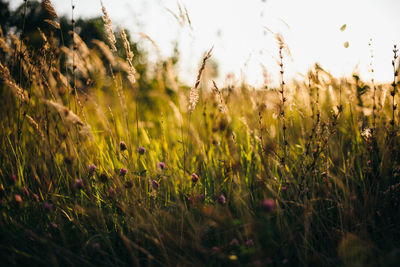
[120,27,136,85]
[100,1,117,52]
[188,46,213,113]
[41,0,58,19]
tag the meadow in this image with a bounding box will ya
[0,1,400,266]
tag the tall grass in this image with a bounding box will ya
[0,1,400,267]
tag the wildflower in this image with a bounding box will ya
[230,238,239,247]
[43,202,54,213]
[14,194,22,203]
[262,198,275,212]
[92,242,101,251]
[120,168,127,176]
[89,164,97,175]
[191,173,199,186]
[157,162,166,170]
[281,186,287,191]
[109,187,116,198]
[282,258,289,264]
[199,193,205,202]
[245,239,254,247]
[138,146,146,155]
[151,180,159,190]
[49,222,58,229]
[74,179,84,190]
[188,196,194,204]
[218,194,226,204]
[212,246,220,253]
[32,193,39,202]
[120,141,127,151]
[367,160,371,166]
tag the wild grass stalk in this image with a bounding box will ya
[278,37,288,176]
[185,46,213,176]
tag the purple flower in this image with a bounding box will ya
[109,187,116,198]
[188,196,194,204]
[218,194,226,204]
[49,222,58,229]
[199,193,205,202]
[191,173,199,185]
[151,180,159,190]
[157,162,166,170]
[367,160,371,166]
[230,238,239,247]
[245,239,254,247]
[262,198,275,212]
[89,164,97,174]
[43,202,54,212]
[282,258,289,264]
[14,194,22,203]
[120,168,127,176]
[120,141,127,151]
[92,242,101,251]
[74,179,84,190]
[212,246,220,253]
[138,146,146,155]
[281,186,287,191]
[32,193,39,202]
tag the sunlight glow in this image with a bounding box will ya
[11,0,400,86]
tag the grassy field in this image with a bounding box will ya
[1,1,400,266]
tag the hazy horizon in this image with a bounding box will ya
[10,0,400,87]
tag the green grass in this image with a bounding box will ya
[1,2,400,266]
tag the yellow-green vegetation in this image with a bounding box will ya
[0,1,399,266]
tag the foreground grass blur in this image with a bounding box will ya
[0,1,400,266]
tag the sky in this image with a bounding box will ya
[10,0,400,87]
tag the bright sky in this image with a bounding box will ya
[11,0,400,86]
